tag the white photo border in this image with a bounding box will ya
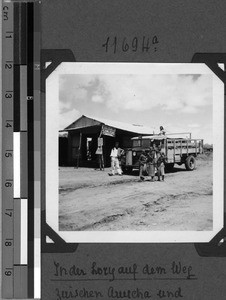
[46,62,224,243]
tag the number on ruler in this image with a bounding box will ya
[5,63,12,69]
[5,180,12,188]
[3,6,9,21]
[5,240,13,247]
[5,120,12,128]
[5,269,12,277]
[5,151,13,158]
[5,92,13,99]
[5,210,13,217]
[5,32,13,39]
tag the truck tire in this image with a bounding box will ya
[185,155,196,171]
[122,166,133,174]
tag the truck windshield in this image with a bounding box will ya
[133,140,141,147]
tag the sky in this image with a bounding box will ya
[59,73,213,144]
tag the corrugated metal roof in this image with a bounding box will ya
[64,115,155,135]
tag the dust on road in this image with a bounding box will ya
[59,155,213,231]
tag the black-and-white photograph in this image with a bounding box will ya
[45,63,224,242]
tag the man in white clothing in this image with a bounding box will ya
[109,142,124,176]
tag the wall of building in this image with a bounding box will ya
[59,137,68,166]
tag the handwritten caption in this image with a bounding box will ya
[52,261,197,299]
[102,36,159,54]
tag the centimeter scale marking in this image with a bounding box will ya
[2,1,41,299]
[2,2,14,298]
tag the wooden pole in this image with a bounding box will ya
[173,139,175,162]
[166,139,168,159]
[180,139,182,156]
[101,148,104,170]
[99,125,103,138]
[77,132,82,169]
[98,128,104,170]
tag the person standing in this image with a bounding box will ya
[109,142,123,176]
[117,143,125,168]
[157,152,166,181]
[159,126,166,135]
[95,146,104,170]
[139,150,147,181]
[147,148,156,182]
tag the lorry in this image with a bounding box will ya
[120,135,204,174]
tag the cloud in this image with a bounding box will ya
[92,95,104,103]
[59,109,81,130]
[105,74,212,113]
[59,74,212,115]
[59,74,94,105]
[59,101,72,112]
[188,123,200,128]
[181,106,198,114]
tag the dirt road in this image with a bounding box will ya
[59,155,213,231]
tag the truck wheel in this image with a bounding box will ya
[185,155,196,171]
[122,166,133,174]
[126,167,133,174]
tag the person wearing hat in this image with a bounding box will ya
[139,150,147,181]
[147,147,156,182]
[156,152,166,181]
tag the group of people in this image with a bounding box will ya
[97,126,167,176]
[107,141,166,181]
[139,147,166,182]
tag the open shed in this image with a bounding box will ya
[60,115,155,167]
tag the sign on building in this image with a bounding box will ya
[101,125,116,137]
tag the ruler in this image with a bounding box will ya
[2,1,14,298]
[2,1,41,298]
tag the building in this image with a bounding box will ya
[60,115,155,167]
